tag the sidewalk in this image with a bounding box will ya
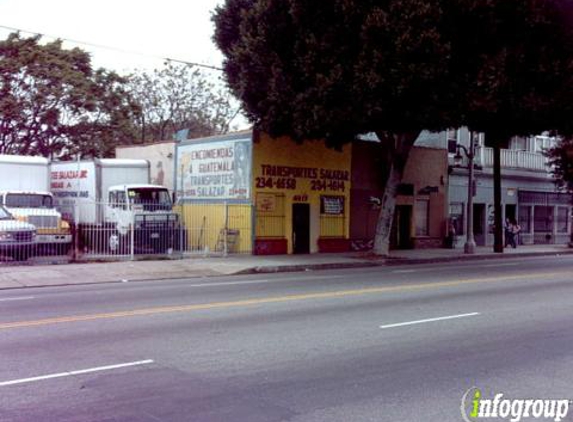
[0,244,571,290]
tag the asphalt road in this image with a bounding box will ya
[1,255,573,422]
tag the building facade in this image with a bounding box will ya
[446,129,572,247]
[349,138,449,250]
[118,127,572,254]
[172,130,352,255]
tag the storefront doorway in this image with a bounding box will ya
[391,205,412,249]
[473,204,486,246]
[292,203,310,254]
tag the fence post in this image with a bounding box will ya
[130,221,135,261]
[224,200,229,257]
[179,211,184,257]
[73,202,80,262]
[251,203,257,255]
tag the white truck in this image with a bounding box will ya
[0,155,72,254]
[50,159,183,254]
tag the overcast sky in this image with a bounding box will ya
[0,0,226,74]
[0,0,252,129]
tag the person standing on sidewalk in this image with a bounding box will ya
[510,218,521,248]
[504,218,514,248]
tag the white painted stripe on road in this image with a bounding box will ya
[0,296,34,302]
[0,359,154,387]
[392,269,417,274]
[380,312,480,329]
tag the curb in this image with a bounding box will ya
[384,249,573,265]
[233,261,382,275]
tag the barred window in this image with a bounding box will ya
[255,193,285,238]
[518,206,531,233]
[557,207,569,233]
[534,206,553,232]
[320,196,345,237]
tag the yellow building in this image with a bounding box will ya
[253,132,352,254]
[175,130,352,254]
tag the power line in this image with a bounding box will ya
[0,24,224,71]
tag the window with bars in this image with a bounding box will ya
[557,207,569,233]
[518,206,531,233]
[255,193,286,238]
[320,196,346,237]
[534,206,553,232]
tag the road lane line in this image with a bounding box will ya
[0,296,34,302]
[380,312,480,329]
[0,359,154,387]
[0,270,569,330]
[392,270,417,274]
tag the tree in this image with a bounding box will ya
[214,0,459,255]
[214,0,573,255]
[0,33,138,158]
[445,0,573,252]
[547,138,572,186]
[127,62,237,143]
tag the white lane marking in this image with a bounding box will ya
[482,263,519,268]
[392,269,417,274]
[0,296,35,302]
[0,359,154,387]
[380,312,480,329]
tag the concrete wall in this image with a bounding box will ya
[349,142,449,249]
[350,141,387,243]
[116,142,176,192]
[400,147,449,247]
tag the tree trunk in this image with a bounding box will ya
[372,132,419,256]
[373,159,402,256]
[493,145,504,252]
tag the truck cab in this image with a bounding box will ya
[105,184,181,253]
[0,190,72,254]
[0,205,37,261]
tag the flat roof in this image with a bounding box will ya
[0,154,48,165]
[178,129,253,146]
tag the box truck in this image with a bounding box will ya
[50,159,182,254]
[0,155,72,254]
